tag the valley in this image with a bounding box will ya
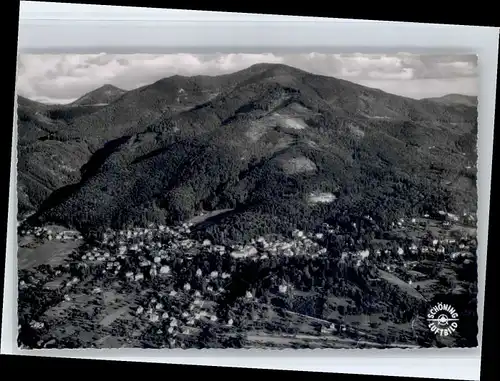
[17,213,477,349]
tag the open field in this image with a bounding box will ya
[18,238,82,271]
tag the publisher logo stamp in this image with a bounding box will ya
[427,303,459,336]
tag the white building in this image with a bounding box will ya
[160,265,171,274]
[210,271,219,278]
[358,249,370,259]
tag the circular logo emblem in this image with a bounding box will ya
[427,303,459,336]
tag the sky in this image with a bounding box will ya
[16,52,478,104]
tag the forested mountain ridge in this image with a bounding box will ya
[423,94,478,108]
[17,63,477,245]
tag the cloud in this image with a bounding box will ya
[16,52,478,104]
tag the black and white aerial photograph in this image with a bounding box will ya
[15,50,479,350]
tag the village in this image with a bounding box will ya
[17,210,477,349]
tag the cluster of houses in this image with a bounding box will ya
[76,224,331,271]
[133,292,228,338]
[68,217,472,332]
[19,209,477,342]
[316,213,476,284]
[230,230,327,260]
[19,225,83,241]
[20,211,476,293]
[389,211,476,229]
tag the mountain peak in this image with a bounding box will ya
[93,84,124,93]
[240,62,309,76]
[71,84,127,106]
